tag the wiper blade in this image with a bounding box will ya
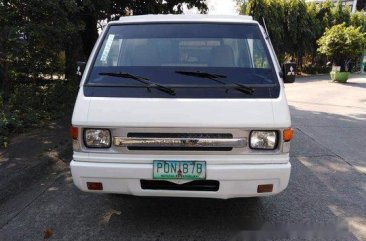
[175,70,226,79]
[175,70,254,95]
[99,72,149,80]
[99,72,176,96]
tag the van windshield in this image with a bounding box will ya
[86,23,279,98]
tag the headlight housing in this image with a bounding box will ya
[250,131,278,150]
[84,129,111,148]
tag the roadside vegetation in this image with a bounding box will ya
[0,81,78,147]
[239,0,366,73]
[318,23,366,71]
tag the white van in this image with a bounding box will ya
[70,15,294,199]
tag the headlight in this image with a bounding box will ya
[84,129,111,148]
[250,131,278,150]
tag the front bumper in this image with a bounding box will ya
[70,160,291,199]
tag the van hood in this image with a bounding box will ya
[72,90,290,128]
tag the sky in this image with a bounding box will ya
[206,0,238,15]
[183,0,239,15]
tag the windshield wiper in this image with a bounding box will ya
[175,70,254,95]
[99,72,176,96]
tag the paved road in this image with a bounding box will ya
[0,74,365,241]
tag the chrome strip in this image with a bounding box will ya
[113,137,247,148]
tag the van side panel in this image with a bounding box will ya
[71,89,91,126]
[271,90,291,128]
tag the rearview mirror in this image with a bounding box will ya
[76,61,86,77]
[282,62,296,83]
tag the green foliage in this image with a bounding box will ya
[350,11,366,32]
[0,0,81,75]
[300,64,331,74]
[317,23,366,70]
[239,0,366,71]
[0,80,79,147]
[331,1,351,25]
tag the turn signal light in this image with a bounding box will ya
[87,182,103,190]
[70,127,78,140]
[283,128,294,142]
[257,184,273,193]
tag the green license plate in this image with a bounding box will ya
[153,161,206,180]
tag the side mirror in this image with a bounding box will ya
[76,61,86,77]
[282,62,296,83]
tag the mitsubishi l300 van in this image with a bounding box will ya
[70,15,294,199]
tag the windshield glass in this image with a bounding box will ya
[85,23,279,98]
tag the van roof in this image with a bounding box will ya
[114,14,255,24]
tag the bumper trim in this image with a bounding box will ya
[70,160,291,199]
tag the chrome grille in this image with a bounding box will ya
[114,133,246,151]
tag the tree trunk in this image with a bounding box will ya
[65,34,83,80]
[81,13,99,58]
[333,56,346,72]
[340,61,346,72]
[1,62,10,99]
[65,10,98,80]
[297,51,303,69]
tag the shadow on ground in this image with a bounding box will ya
[337,82,366,89]
[0,119,71,203]
[290,104,366,174]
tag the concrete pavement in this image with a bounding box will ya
[285,73,366,174]
[284,73,366,240]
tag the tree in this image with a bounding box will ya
[332,0,351,25]
[284,0,310,66]
[317,23,366,71]
[239,0,366,71]
[306,2,322,63]
[0,0,82,97]
[0,0,24,97]
[350,11,366,32]
[240,0,286,61]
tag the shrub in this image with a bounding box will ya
[300,65,331,74]
[317,23,366,71]
[0,80,79,147]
